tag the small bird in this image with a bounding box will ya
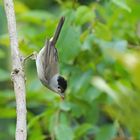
[36,17,67,99]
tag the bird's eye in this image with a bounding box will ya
[58,86,61,92]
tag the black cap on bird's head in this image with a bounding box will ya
[57,76,67,94]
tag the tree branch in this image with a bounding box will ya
[3,0,27,139]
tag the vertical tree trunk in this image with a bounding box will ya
[3,0,27,139]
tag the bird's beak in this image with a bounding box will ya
[59,93,65,100]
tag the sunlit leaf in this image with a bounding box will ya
[91,76,118,103]
[111,0,131,12]
[15,1,29,14]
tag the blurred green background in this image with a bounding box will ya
[0,0,140,139]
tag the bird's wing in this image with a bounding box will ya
[42,17,65,81]
[43,40,59,81]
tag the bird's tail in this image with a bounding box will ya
[51,16,65,45]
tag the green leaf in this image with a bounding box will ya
[74,123,93,140]
[55,124,74,140]
[95,23,112,41]
[92,76,118,103]
[111,0,131,12]
[83,87,101,102]
[59,101,71,111]
[57,23,81,63]
[120,53,140,89]
[18,10,54,25]
[28,113,45,129]
[81,34,95,50]
[75,6,95,25]
[15,1,29,14]
[95,124,117,140]
[70,69,93,93]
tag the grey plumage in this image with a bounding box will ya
[36,17,67,98]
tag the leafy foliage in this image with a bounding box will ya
[0,0,140,139]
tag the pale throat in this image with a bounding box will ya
[49,74,59,91]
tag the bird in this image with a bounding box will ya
[35,17,67,99]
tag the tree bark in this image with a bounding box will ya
[3,0,27,140]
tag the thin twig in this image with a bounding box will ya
[3,0,27,140]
